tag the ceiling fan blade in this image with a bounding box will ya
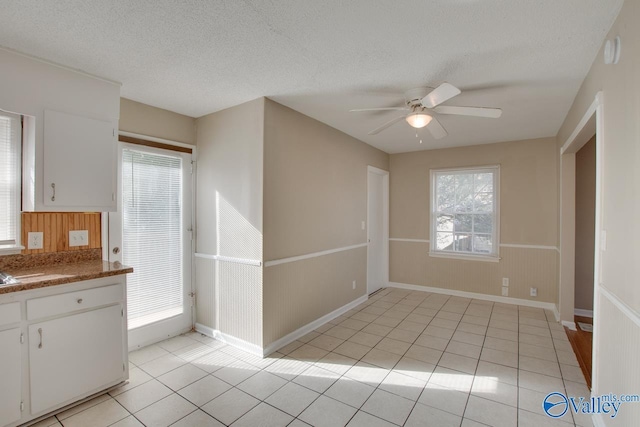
[368,116,406,135]
[427,117,448,140]
[350,107,408,112]
[421,83,461,108]
[433,105,502,118]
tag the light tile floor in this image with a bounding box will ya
[34,288,591,427]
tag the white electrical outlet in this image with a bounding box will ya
[69,230,89,247]
[28,232,43,249]
[501,286,509,297]
[502,278,509,287]
[352,280,356,290]
[530,287,538,297]
[361,221,365,230]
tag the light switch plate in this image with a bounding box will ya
[28,232,43,249]
[69,230,89,247]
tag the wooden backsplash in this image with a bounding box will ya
[21,212,102,254]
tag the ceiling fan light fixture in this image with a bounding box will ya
[405,112,432,129]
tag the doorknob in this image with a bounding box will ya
[112,247,120,254]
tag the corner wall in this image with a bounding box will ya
[556,0,639,421]
[389,137,559,303]
[262,99,389,347]
[195,98,264,348]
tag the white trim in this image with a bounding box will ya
[499,243,559,251]
[195,323,264,358]
[263,294,369,356]
[428,251,500,263]
[561,95,598,154]
[562,320,577,331]
[367,165,389,176]
[553,305,561,322]
[0,245,24,255]
[264,243,367,268]
[574,308,594,318]
[389,238,429,243]
[194,253,261,267]
[387,282,558,312]
[600,285,640,329]
[118,131,196,150]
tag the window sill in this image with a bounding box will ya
[0,245,25,255]
[428,251,500,263]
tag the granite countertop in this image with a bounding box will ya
[0,249,132,295]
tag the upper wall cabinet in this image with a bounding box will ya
[0,48,121,212]
[43,110,117,210]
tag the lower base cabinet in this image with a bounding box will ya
[0,276,128,427]
[29,304,124,414]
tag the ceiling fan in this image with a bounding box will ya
[350,83,502,139]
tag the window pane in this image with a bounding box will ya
[455,214,472,232]
[455,174,473,212]
[436,214,454,232]
[474,173,493,193]
[454,233,472,252]
[436,232,454,250]
[473,234,493,253]
[474,214,493,233]
[474,192,493,212]
[436,175,455,211]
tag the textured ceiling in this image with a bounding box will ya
[0,0,623,153]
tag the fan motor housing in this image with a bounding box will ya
[404,87,433,106]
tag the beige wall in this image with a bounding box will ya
[575,136,595,311]
[557,0,639,419]
[263,99,389,261]
[262,99,389,347]
[195,98,264,347]
[389,137,559,303]
[120,98,196,145]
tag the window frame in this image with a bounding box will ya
[429,165,500,262]
[0,111,23,254]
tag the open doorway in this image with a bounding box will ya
[570,135,596,388]
[559,92,603,392]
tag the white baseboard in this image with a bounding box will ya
[195,294,369,358]
[194,323,264,358]
[262,294,369,356]
[553,305,561,322]
[574,308,594,318]
[562,320,577,331]
[388,282,558,312]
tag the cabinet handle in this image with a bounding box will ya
[77,298,83,304]
[50,183,56,202]
[38,328,43,349]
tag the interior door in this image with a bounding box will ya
[367,168,388,294]
[109,142,193,349]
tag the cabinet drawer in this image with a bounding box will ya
[0,302,20,327]
[27,284,123,321]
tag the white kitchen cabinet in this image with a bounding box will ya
[42,109,117,211]
[0,328,22,426]
[29,304,124,414]
[0,276,128,427]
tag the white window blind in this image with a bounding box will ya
[0,112,21,246]
[431,166,499,258]
[122,148,184,329]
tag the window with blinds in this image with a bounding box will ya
[122,148,184,329]
[0,112,21,247]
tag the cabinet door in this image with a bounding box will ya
[43,109,116,211]
[0,328,22,426]
[29,305,124,415]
